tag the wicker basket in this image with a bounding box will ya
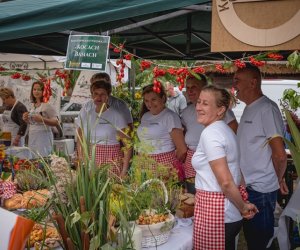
[136,179,176,247]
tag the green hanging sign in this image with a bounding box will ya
[65,35,110,71]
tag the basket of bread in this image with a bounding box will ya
[27,223,61,249]
[135,179,175,247]
[3,189,50,210]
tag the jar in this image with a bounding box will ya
[28,113,36,125]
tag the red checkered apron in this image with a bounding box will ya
[93,144,123,176]
[138,151,185,181]
[184,148,196,179]
[193,189,225,250]
[0,181,17,199]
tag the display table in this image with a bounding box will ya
[277,181,300,250]
[142,219,193,250]
[5,146,33,159]
[53,139,75,155]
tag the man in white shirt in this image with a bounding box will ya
[234,64,288,250]
[165,81,187,116]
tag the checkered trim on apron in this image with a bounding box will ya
[94,144,123,176]
[239,185,248,201]
[184,148,196,179]
[139,151,185,180]
[0,180,17,199]
[193,189,225,250]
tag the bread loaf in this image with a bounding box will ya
[176,193,195,218]
[3,194,23,210]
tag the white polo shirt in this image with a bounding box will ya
[81,97,133,126]
[137,108,182,154]
[237,96,284,193]
[76,104,127,145]
[109,96,133,125]
[181,105,236,151]
[181,104,205,151]
[192,120,242,223]
[224,109,236,124]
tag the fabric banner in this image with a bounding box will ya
[0,207,35,250]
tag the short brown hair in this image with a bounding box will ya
[0,87,14,99]
[90,80,112,95]
[90,72,111,84]
[139,84,167,119]
[186,73,208,88]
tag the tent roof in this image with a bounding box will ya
[0,0,295,60]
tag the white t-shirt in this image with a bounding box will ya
[109,96,133,125]
[181,105,236,151]
[192,120,242,223]
[181,104,205,151]
[137,108,182,154]
[166,91,187,116]
[237,96,284,193]
[81,97,133,125]
[223,109,236,124]
[29,102,57,132]
[76,103,127,145]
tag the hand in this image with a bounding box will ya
[23,112,29,123]
[175,149,187,162]
[241,202,259,220]
[33,114,44,123]
[120,168,128,179]
[279,179,289,195]
[12,136,20,146]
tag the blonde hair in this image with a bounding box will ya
[0,87,15,99]
[201,85,231,118]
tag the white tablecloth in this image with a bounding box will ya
[277,181,300,250]
[142,219,193,250]
[5,146,33,159]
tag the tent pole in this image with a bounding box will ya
[102,4,211,35]
[186,14,192,56]
[192,32,232,61]
[20,39,65,55]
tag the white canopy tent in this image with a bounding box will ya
[0,53,65,70]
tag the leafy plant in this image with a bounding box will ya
[112,85,142,122]
[109,153,182,226]
[287,50,300,71]
[283,109,300,177]
[16,167,49,191]
[281,85,300,111]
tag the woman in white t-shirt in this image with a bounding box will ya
[191,86,258,250]
[181,74,238,183]
[23,81,59,157]
[76,80,132,178]
[137,84,187,180]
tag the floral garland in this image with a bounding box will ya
[0,68,77,102]
[0,48,299,99]
[109,42,299,92]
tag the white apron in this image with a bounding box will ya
[28,106,53,158]
[2,101,25,146]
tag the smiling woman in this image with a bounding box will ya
[192,85,258,250]
[136,84,187,180]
